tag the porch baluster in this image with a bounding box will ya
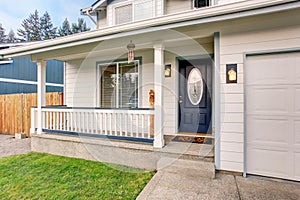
[114,113,117,136]
[59,112,62,130]
[124,113,128,136]
[142,114,145,138]
[130,114,133,137]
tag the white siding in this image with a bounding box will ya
[217,0,244,5]
[219,25,300,172]
[97,10,107,28]
[65,59,97,107]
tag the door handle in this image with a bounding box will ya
[179,96,183,104]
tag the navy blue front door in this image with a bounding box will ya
[179,59,212,133]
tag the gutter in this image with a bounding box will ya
[0,0,298,59]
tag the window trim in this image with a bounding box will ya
[193,0,211,9]
[97,59,142,108]
[0,60,13,65]
[112,0,156,25]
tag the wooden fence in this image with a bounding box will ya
[0,92,63,136]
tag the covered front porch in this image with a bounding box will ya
[29,28,217,149]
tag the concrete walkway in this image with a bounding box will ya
[0,134,31,158]
[137,171,300,200]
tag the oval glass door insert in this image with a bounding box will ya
[187,68,203,105]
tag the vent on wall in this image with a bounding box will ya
[194,0,210,8]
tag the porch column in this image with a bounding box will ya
[37,60,46,134]
[153,43,165,148]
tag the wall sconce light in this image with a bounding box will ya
[226,64,237,84]
[165,64,171,77]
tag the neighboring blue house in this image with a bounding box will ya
[0,44,64,95]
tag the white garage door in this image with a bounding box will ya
[246,52,300,181]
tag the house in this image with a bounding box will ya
[0,43,64,94]
[0,0,299,182]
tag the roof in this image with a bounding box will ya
[91,0,106,9]
[81,0,107,15]
[1,0,298,59]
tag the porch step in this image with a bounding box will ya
[158,158,215,179]
[163,135,214,162]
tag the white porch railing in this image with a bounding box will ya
[31,107,155,141]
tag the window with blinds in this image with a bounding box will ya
[114,0,154,25]
[99,61,139,108]
[134,0,154,21]
[115,4,133,25]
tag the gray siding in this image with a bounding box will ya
[0,56,64,95]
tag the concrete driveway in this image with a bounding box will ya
[0,134,31,158]
[138,170,300,200]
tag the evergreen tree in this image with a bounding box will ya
[71,18,90,34]
[57,18,72,37]
[18,10,41,41]
[0,23,6,43]
[40,11,57,40]
[6,29,18,43]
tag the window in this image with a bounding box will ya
[194,0,210,8]
[99,61,139,108]
[134,0,154,21]
[115,4,133,25]
[114,0,154,25]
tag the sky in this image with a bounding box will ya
[0,0,97,34]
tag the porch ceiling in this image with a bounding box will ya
[31,30,214,61]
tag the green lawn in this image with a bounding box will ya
[0,153,154,200]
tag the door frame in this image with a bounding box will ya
[175,54,215,136]
[243,47,300,178]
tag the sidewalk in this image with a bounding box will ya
[138,170,300,200]
[0,134,31,158]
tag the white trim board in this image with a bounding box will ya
[0,78,64,87]
[0,60,13,65]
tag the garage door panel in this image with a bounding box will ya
[247,57,287,85]
[295,153,300,180]
[247,148,288,177]
[246,52,300,181]
[295,88,300,113]
[247,117,289,144]
[296,57,300,82]
[295,121,300,145]
[247,87,289,114]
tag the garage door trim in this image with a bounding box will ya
[243,48,300,179]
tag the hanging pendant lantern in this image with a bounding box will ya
[127,40,135,63]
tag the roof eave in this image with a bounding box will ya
[0,0,298,59]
